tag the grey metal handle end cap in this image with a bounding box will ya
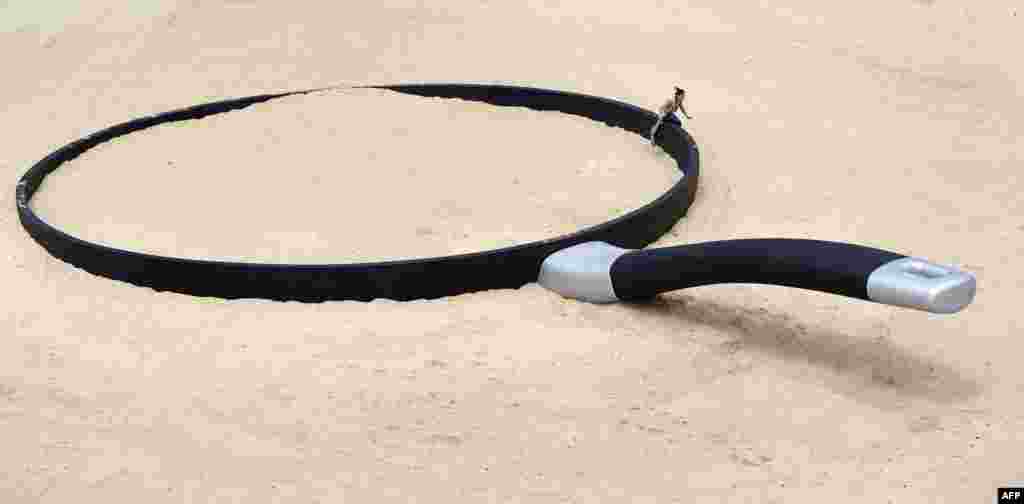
[866,257,976,314]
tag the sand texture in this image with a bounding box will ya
[3,1,1023,502]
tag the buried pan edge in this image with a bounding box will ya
[15,83,700,302]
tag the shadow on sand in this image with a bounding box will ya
[620,292,983,409]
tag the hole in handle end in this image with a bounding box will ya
[866,257,976,313]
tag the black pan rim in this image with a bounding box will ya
[15,82,700,302]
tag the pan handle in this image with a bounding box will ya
[538,240,976,313]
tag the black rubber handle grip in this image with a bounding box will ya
[609,239,907,301]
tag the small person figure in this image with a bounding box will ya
[649,86,693,145]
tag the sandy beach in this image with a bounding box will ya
[3,1,1022,502]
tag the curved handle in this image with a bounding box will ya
[537,240,976,313]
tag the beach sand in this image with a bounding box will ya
[3,1,1022,502]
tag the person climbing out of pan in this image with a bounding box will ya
[649,86,692,145]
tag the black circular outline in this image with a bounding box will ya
[15,83,700,302]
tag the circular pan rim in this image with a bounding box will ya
[15,83,700,302]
